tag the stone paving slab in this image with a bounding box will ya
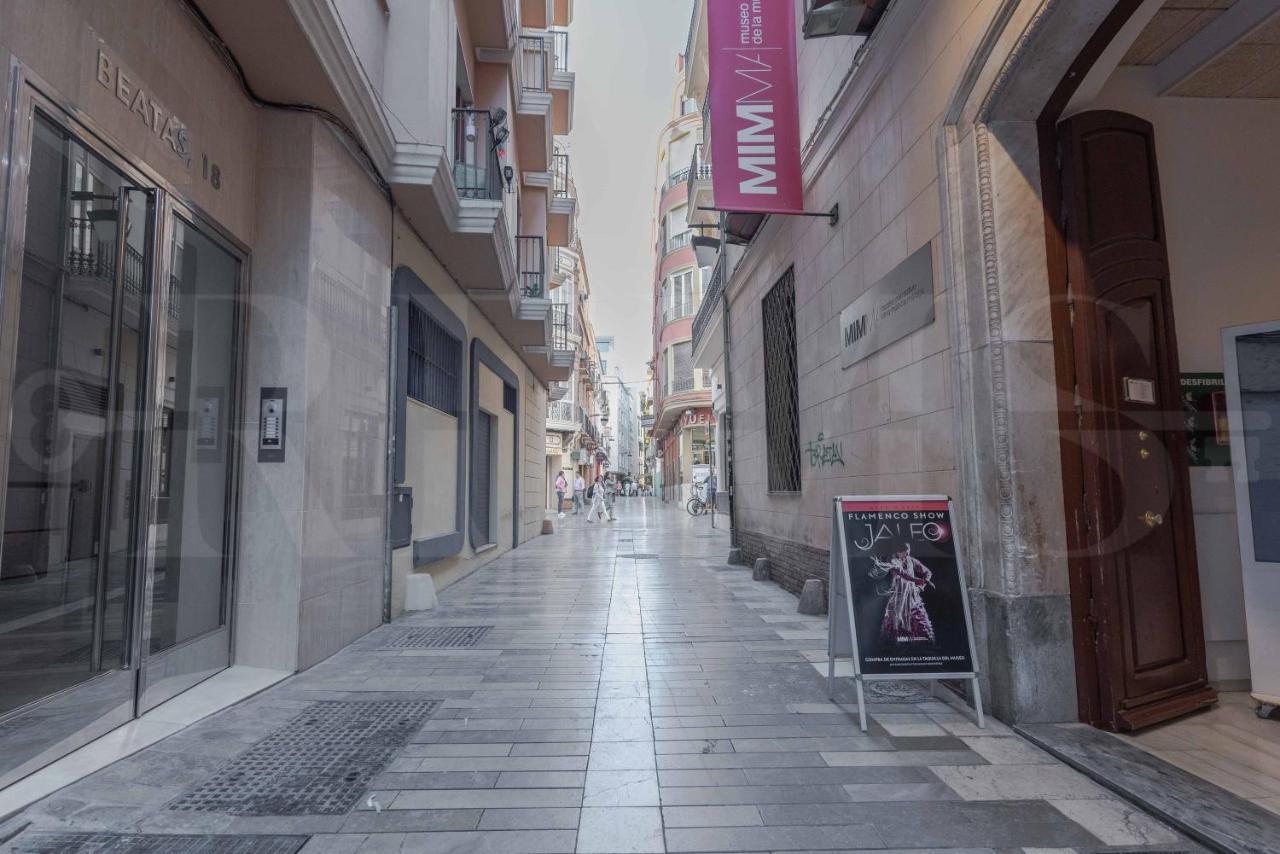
[1,500,1199,853]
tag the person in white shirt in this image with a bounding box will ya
[573,474,586,515]
[586,474,613,523]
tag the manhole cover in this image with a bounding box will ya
[864,681,931,703]
[384,625,492,649]
[170,700,437,816]
[619,553,659,560]
[10,832,308,853]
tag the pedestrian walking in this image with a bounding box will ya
[573,473,585,515]
[554,471,568,518]
[586,474,613,523]
[705,468,717,515]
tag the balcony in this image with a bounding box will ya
[465,0,518,51]
[522,0,552,29]
[548,152,576,246]
[551,303,573,350]
[665,166,691,194]
[453,109,504,201]
[549,379,570,401]
[547,398,575,427]
[517,235,546,298]
[515,35,553,172]
[687,143,715,226]
[665,229,693,255]
[802,0,892,39]
[549,29,575,135]
[582,411,600,447]
[696,256,727,358]
[661,294,695,326]
[550,246,574,288]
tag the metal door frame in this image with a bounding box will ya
[0,64,248,784]
[135,193,248,714]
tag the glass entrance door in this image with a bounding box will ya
[0,111,155,784]
[0,93,243,786]
[137,211,241,712]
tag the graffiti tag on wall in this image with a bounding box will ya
[806,433,845,468]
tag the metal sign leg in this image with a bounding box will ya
[971,677,986,729]
[827,653,835,700]
[854,677,868,733]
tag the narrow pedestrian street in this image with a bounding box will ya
[0,500,1196,854]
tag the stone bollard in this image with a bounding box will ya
[542,518,555,535]
[727,547,744,566]
[404,573,438,611]
[752,557,771,581]
[797,579,825,615]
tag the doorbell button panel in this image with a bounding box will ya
[258,387,287,462]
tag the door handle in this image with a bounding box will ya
[1140,511,1164,528]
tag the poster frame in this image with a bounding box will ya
[826,494,984,731]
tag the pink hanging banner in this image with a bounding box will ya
[707,0,804,214]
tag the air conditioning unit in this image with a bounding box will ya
[802,0,882,39]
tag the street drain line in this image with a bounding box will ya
[169,700,437,816]
[383,625,492,649]
[8,832,309,853]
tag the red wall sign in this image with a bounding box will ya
[707,0,804,214]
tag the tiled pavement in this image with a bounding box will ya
[1,499,1199,853]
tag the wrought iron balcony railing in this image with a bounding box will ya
[691,252,725,354]
[666,167,691,192]
[452,108,502,201]
[666,229,692,254]
[551,303,572,350]
[550,29,569,73]
[689,143,712,187]
[520,35,549,91]
[553,153,571,198]
[662,297,694,325]
[547,399,574,423]
[517,235,545,298]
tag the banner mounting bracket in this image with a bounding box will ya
[697,204,840,228]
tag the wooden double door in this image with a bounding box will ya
[1057,110,1215,730]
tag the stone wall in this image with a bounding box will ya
[736,528,829,611]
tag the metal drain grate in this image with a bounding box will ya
[169,700,437,816]
[384,625,492,649]
[10,832,308,853]
[865,680,931,703]
[619,553,659,560]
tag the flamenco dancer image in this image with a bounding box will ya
[869,542,936,644]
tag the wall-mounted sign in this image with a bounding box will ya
[707,0,803,213]
[681,409,716,428]
[827,495,983,731]
[545,433,563,452]
[1181,373,1231,467]
[96,48,190,161]
[95,46,221,189]
[839,244,935,368]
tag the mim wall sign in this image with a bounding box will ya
[840,244,935,368]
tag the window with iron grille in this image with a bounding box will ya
[407,302,462,415]
[762,267,800,492]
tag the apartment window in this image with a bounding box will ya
[762,267,800,492]
[407,302,462,415]
[671,341,694,393]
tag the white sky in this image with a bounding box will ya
[570,0,693,389]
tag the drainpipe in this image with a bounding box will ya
[718,212,738,548]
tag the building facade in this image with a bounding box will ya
[544,232,609,509]
[598,337,642,484]
[688,0,1280,731]
[648,60,717,504]
[0,0,578,791]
